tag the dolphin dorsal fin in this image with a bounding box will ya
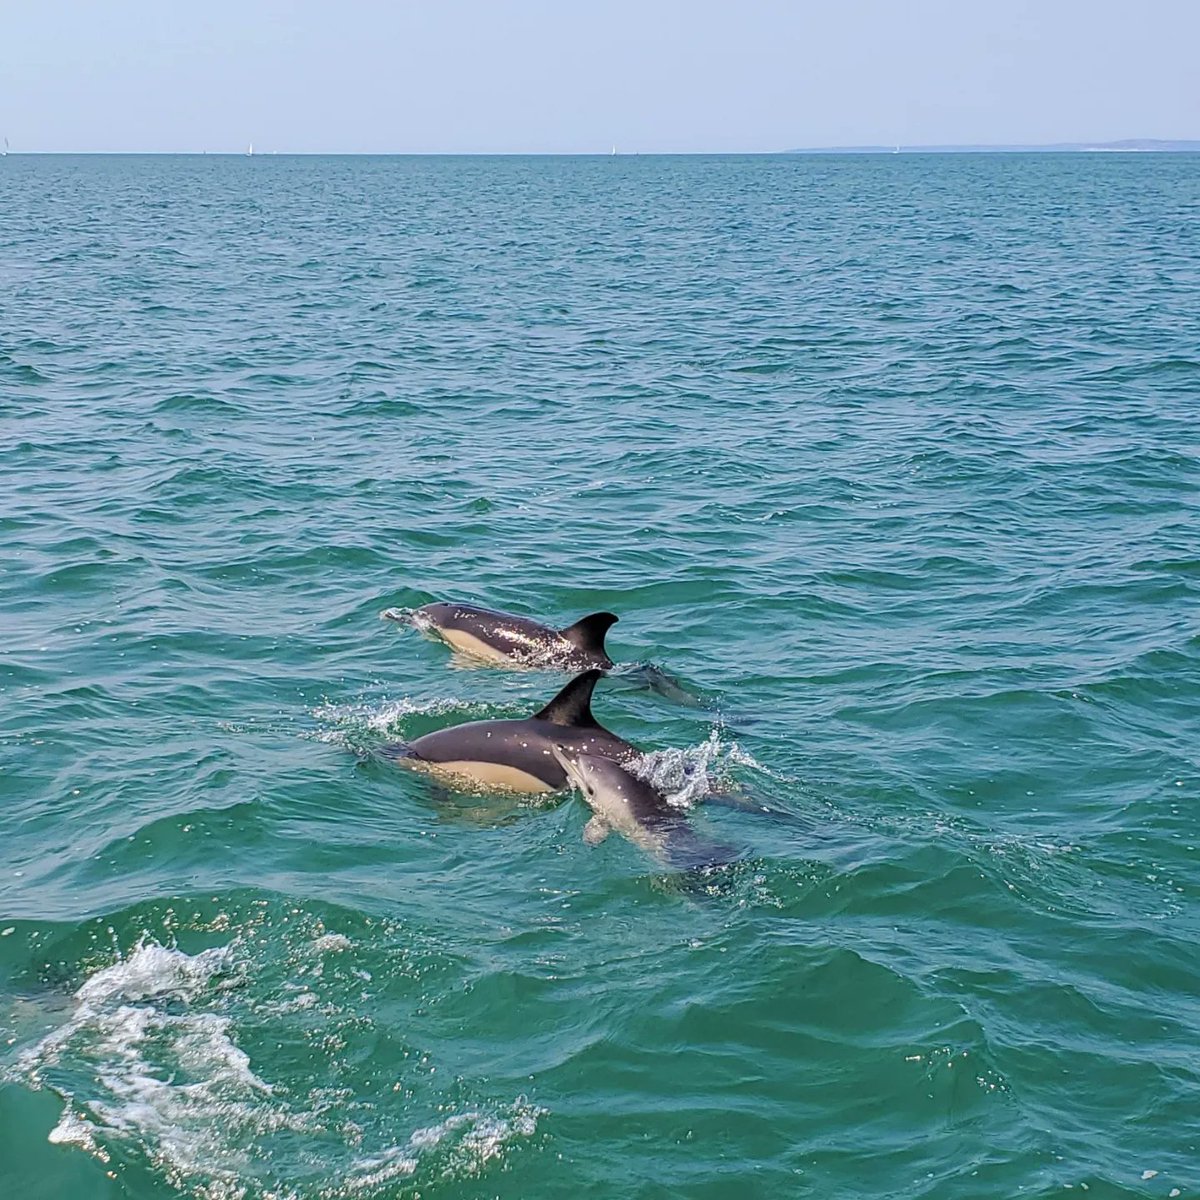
[533,669,603,726]
[559,612,618,655]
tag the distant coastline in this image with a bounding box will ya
[787,138,1200,154]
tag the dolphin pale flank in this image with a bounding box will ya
[382,602,617,670]
[551,745,739,869]
[384,669,635,793]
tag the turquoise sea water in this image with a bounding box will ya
[1,153,1198,1199]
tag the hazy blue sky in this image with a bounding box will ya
[3,0,1198,153]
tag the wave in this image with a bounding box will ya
[0,357,50,384]
[9,937,544,1198]
[310,692,529,751]
[152,392,244,416]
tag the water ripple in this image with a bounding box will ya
[1,153,1198,1199]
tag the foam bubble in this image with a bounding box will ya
[312,695,474,735]
[724,739,793,781]
[13,940,545,1199]
[353,1098,545,1187]
[341,1145,417,1192]
[48,1108,102,1154]
[631,728,781,808]
[311,933,352,953]
[632,730,725,808]
[16,942,293,1197]
[310,693,518,747]
[379,607,414,625]
[75,941,235,1008]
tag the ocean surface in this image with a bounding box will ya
[2,153,1198,1199]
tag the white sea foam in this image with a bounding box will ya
[313,695,468,734]
[75,941,236,1007]
[632,730,726,808]
[47,1108,102,1154]
[15,939,545,1199]
[724,739,795,782]
[631,727,780,808]
[311,932,352,953]
[17,941,288,1197]
[379,606,414,625]
[343,1098,544,1192]
[311,693,511,743]
[340,1145,418,1191]
[407,608,435,634]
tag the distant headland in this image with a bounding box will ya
[786,139,1200,154]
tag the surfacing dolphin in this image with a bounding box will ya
[551,745,739,870]
[383,669,635,793]
[382,600,707,708]
[382,602,617,670]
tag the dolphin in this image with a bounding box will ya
[551,745,739,869]
[382,602,617,670]
[384,669,636,793]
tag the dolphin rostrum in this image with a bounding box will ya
[384,669,635,793]
[550,745,739,869]
[382,602,617,670]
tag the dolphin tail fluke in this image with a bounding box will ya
[662,826,742,872]
[609,661,707,707]
[533,669,604,727]
[560,612,618,658]
[702,789,781,817]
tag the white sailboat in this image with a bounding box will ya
[246,142,254,157]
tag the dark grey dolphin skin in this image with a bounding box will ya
[383,602,617,670]
[551,745,739,870]
[383,669,636,793]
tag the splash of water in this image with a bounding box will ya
[11,939,544,1199]
[631,727,781,809]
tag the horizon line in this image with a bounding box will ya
[3,137,1198,157]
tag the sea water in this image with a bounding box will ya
[1,153,1198,1198]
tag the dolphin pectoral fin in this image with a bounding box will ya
[560,612,618,657]
[583,817,610,846]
